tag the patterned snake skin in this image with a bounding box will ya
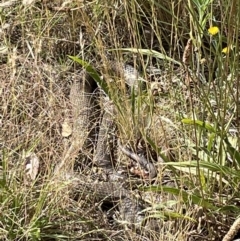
[93,63,156,177]
[72,174,146,224]
[56,63,155,225]
[55,70,98,173]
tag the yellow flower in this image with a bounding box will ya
[208,26,219,35]
[222,45,234,54]
[222,47,229,54]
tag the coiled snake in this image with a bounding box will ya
[55,63,157,225]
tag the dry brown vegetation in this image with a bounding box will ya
[1,0,240,240]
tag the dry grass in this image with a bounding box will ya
[1,0,240,240]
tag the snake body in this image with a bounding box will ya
[71,174,146,225]
[55,70,98,173]
[93,97,116,169]
[56,63,156,225]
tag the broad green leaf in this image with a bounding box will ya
[224,137,240,167]
[219,205,240,213]
[68,56,110,97]
[148,211,195,222]
[151,200,179,209]
[166,161,240,179]
[145,136,169,163]
[162,211,195,221]
[207,133,216,151]
[142,185,217,210]
[111,48,182,66]
[181,119,216,133]
[199,169,207,191]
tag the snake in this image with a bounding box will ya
[55,62,157,225]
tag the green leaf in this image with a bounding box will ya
[199,169,207,191]
[166,161,240,179]
[207,133,216,151]
[68,56,110,97]
[219,205,240,213]
[110,48,182,66]
[224,137,240,167]
[148,211,195,222]
[181,118,216,133]
[162,211,195,221]
[145,136,169,163]
[142,185,217,210]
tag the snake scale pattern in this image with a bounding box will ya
[71,174,146,225]
[56,63,155,226]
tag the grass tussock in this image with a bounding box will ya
[1,0,240,240]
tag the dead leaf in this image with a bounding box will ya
[62,120,72,137]
[22,0,35,6]
[25,152,39,180]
